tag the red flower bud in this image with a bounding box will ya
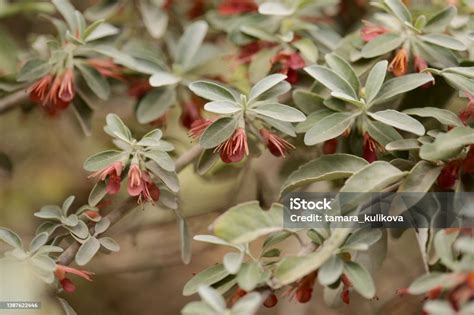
[323,138,338,155]
[295,287,313,303]
[360,21,389,42]
[218,0,258,16]
[263,293,278,308]
[437,164,459,190]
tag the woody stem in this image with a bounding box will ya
[57,144,203,266]
[0,89,29,114]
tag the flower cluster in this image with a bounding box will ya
[84,114,178,206]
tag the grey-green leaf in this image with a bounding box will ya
[144,150,175,172]
[0,228,22,249]
[83,150,125,172]
[419,127,474,161]
[204,101,242,114]
[325,54,359,94]
[403,107,463,127]
[304,65,357,100]
[343,261,376,298]
[373,73,434,104]
[384,0,412,23]
[199,117,237,149]
[318,255,343,286]
[183,264,229,296]
[136,87,176,124]
[249,74,287,102]
[361,33,404,58]
[176,21,208,69]
[76,63,110,100]
[281,154,368,196]
[75,237,101,266]
[365,61,388,105]
[420,34,466,51]
[251,103,306,122]
[189,81,237,102]
[304,112,356,145]
[368,110,425,136]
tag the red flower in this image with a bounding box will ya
[259,128,295,157]
[323,138,338,155]
[216,128,249,163]
[459,94,474,124]
[414,55,433,88]
[363,133,379,163]
[462,145,474,174]
[88,161,124,195]
[218,0,258,16]
[360,21,389,42]
[263,293,278,308]
[29,74,52,104]
[188,119,213,139]
[180,97,205,129]
[188,0,206,18]
[58,68,75,103]
[127,164,160,203]
[230,288,247,305]
[28,69,75,114]
[340,274,352,304]
[161,0,174,10]
[87,59,124,80]
[437,163,460,190]
[294,272,316,303]
[127,78,152,99]
[271,51,305,84]
[237,41,275,64]
[389,49,409,77]
[55,264,94,293]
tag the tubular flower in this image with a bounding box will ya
[237,41,275,64]
[229,288,247,306]
[389,49,408,77]
[188,119,213,139]
[259,128,295,157]
[88,161,124,195]
[437,162,460,190]
[340,274,352,304]
[28,69,75,114]
[127,164,160,204]
[127,78,152,99]
[323,138,338,155]
[363,133,380,163]
[459,94,474,124]
[414,55,433,88]
[215,128,249,163]
[360,21,389,42]
[29,74,52,104]
[188,0,206,18]
[294,272,317,303]
[87,59,124,80]
[271,52,306,84]
[218,0,258,16]
[263,293,278,308]
[180,97,205,129]
[58,68,75,103]
[462,145,474,174]
[55,264,94,293]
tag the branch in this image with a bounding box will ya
[0,89,29,113]
[57,144,203,266]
